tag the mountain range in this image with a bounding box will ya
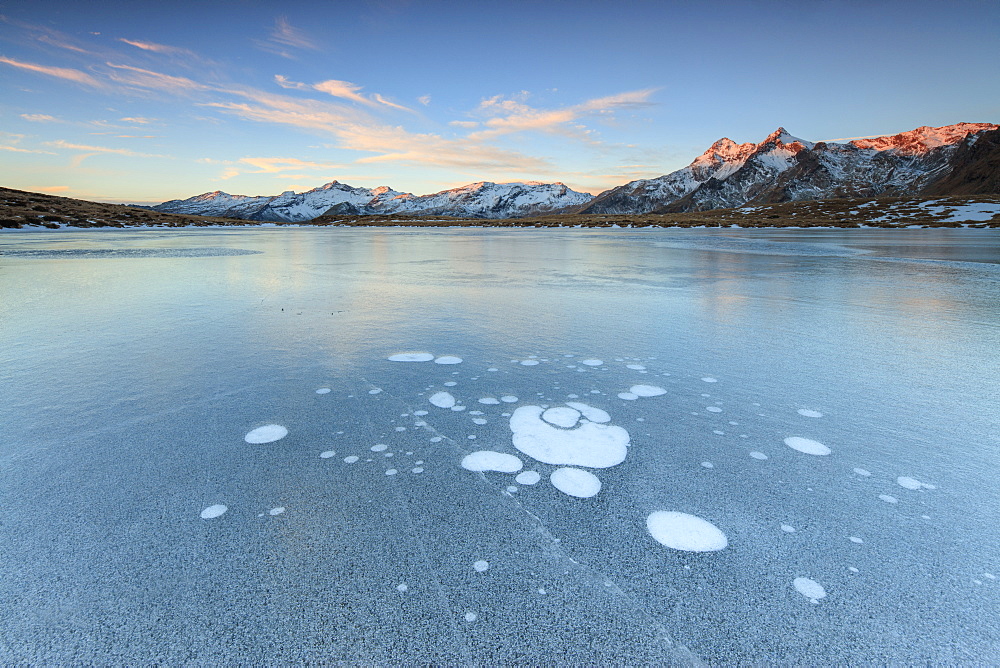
[153,122,999,221]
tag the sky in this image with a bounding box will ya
[1,0,998,204]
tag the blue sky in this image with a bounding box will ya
[1,0,998,203]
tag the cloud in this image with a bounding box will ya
[105,63,206,92]
[449,120,479,128]
[418,95,431,106]
[0,55,103,87]
[46,139,166,166]
[120,116,157,124]
[118,38,195,57]
[280,76,412,111]
[274,74,310,90]
[240,156,344,174]
[1,145,57,154]
[34,185,70,193]
[270,17,320,51]
[20,113,59,122]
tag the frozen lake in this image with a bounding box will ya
[1,227,998,664]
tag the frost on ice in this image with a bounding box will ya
[244,424,288,444]
[646,511,728,552]
[461,451,523,473]
[509,403,629,468]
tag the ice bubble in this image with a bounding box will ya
[784,437,831,456]
[269,507,285,516]
[520,360,540,366]
[701,462,714,469]
[397,583,409,592]
[626,364,646,370]
[386,469,398,476]
[488,367,498,372]
[316,388,331,394]
[515,470,541,485]
[473,560,490,572]
[500,395,518,403]
[389,352,435,362]
[472,418,488,425]
[849,536,863,544]
[853,468,872,477]
[581,359,603,366]
[430,391,457,408]
[848,567,859,573]
[511,404,629,468]
[879,494,899,503]
[565,402,611,423]
[618,392,639,400]
[896,476,922,490]
[369,388,382,395]
[706,406,722,413]
[797,409,823,418]
[371,444,389,452]
[461,451,523,473]
[550,467,602,498]
[478,397,500,405]
[630,385,666,397]
[434,356,463,364]
[713,430,725,435]
[200,504,227,519]
[444,381,457,387]
[542,407,581,428]
[793,577,826,603]
[451,406,466,412]
[464,612,477,622]
[701,377,718,383]
[984,572,996,580]
[414,410,429,416]
[750,451,768,460]
[430,437,442,443]
[646,511,728,552]
[394,426,406,432]
[412,467,424,473]
[781,524,795,533]
[344,456,359,463]
[244,424,288,444]
[320,450,336,458]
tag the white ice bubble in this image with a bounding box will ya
[630,385,666,397]
[444,381,457,387]
[848,567,859,573]
[542,406,581,428]
[581,359,603,366]
[713,430,725,435]
[316,388,331,394]
[797,409,823,418]
[472,418,488,425]
[412,467,424,474]
[784,437,831,456]
[879,494,899,504]
[429,391,457,408]
[793,577,826,603]
[700,462,714,469]
[706,406,722,413]
[618,392,639,400]
[515,470,541,485]
[520,360,540,366]
[369,388,382,395]
[200,504,227,519]
[429,436,442,443]
[394,426,406,432]
[371,444,389,452]
[344,456,359,463]
[244,424,288,444]
[781,524,796,533]
[626,364,646,370]
[646,511,728,552]
[414,410,429,416]
[750,451,768,460]
[464,612,477,622]
[565,402,611,423]
[473,560,490,572]
[510,404,629,468]
[386,469,398,475]
[896,476,922,490]
[550,467,602,498]
[461,451,523,473]
[849,536,863,544]
[500,395,518,403]
[701,377,718,383]
[320,450,336,458]
[478,397,500,405]
[389,352,435,362]
[854,468,872,477]
[397,583,409,592]
[269,507,285,516]
[434,356,463,365]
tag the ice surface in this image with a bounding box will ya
[646,511,728,551]
[200,504,227,519]
[793,577,827,603]
[510,404,629,468]
[388,352,434,362]
[784,437,831,456]
[550,467,602,498]
[429,391,457,408]
[244,424,288,444]
[461,451,523,473]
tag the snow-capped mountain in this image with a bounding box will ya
[580,122,999,214]
[154,180,593,221]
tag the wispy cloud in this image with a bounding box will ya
[105,63,206,92]
[418,95,431,106]
[35,185,70,192]
[449,120,479,128]
[1,145,57,154]
[120,116,157,125]
[20,113,59,122]
[255,17,320,57]
[118,38,196,58]
[276,75,412,111]
[0,55,103,87]
[46,139,166,166]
